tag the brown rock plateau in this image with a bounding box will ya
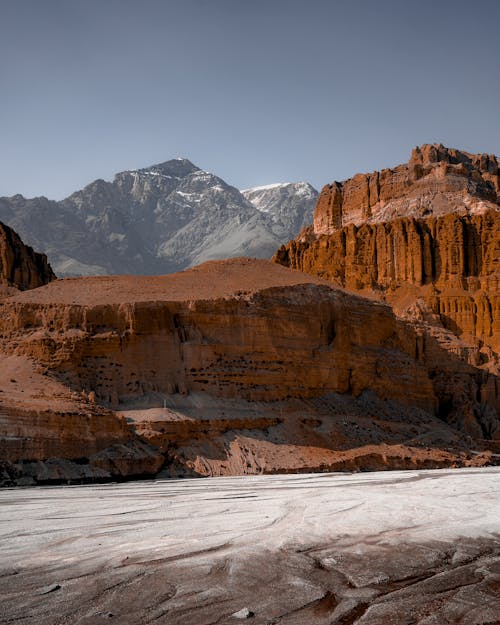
[0,258,497,482]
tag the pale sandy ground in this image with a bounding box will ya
[0,468,499,625]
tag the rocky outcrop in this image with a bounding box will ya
[0,264,437,413]
[139,393,494,478]
[277,211,499,290]
[275,211,499,351]
[274,145,500,364]
[0,259,498,483]
[0,354,163,486]
[313,144,499,234]
[0,221,55,292]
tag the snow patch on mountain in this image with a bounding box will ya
[242,182,318,233]
[241,182,292,193]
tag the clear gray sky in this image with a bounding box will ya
[1,0,499,199]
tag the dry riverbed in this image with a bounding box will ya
[1,468,499,624]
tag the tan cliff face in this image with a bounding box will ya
[0,221,55,294]
[0,224,162,485]
[275,211,499,354]
[0,354,164,484]
[275,146,500,369]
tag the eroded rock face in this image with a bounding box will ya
[275,211,500,352]
[0,226,161,485]
[0,355,164,486]
[0,268,436,413]
[275,145,500,362]
[0,259,498,483]
[0,221,55,292]
[313,144,499,235]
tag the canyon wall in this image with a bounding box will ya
[2,146,499,483]
[275,211,499,352]
[1,260,498,449]
[0,259,498,483]
[0,224,163,485]
[275,145,500,359]
[0,280,437,413]
[0,354,164,485]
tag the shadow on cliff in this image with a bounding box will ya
[155,308,500,478]
[412,321,499,440]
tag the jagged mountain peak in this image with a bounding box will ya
[242,182,318,207]
[242,182,318,233]
[132,157,200,179]
[0,158,317,277]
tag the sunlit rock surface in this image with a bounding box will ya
[274,144,500,357]
[0,468,499,624]
[273,145,500,442]
[1,258,498,483]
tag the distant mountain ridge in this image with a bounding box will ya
[0,159,317,277]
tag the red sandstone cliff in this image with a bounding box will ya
[0,224,163,485]
[0,221,55,293]
[313,144,499,234]
[1,146,499,483]
[274,145,500,365]
[0,259,497,482]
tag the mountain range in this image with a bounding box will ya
[0,159,317,277]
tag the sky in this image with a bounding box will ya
[1,0,499,199]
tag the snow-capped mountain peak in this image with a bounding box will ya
[0,160,318,277]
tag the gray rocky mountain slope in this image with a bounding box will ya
[242,181,317,236]
[0,159,317,277]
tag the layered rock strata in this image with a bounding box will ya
[313,144,499,234]
[0,355,163,486]
[136,393,493,478]
[0,261,437,412]
[0,259,498,481]
[274,145,500,364]
[275,211,499,352]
